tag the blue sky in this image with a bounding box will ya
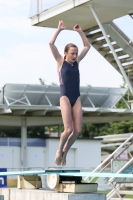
[0,1,133,89]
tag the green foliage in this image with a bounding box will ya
[51,82,58,85]
[81,124,100,138]
[0,127,50,138]
[80,77,133,138]
[39,78,45,85]
[0,129,21,137]
[1,78,132,138]
[39,78,58,86]
[27,126,49,138]
[81,120,133,138]
[116,77,133,108]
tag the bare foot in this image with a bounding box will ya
[61,150,67,166]
[55,150,62,165]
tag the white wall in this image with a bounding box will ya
[46,138,101,170]
[45,139,77,168]
[0,147,45,170]
[27,147,46,169]
[0,139,101,171]
[74,140,101,168]
[0,147,20,169]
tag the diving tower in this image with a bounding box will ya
[29,0,133,93]
[0,83,130,169]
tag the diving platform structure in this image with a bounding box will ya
[0,84,133,198]
[0,83,130,171]
[1,2,133,198]
[28,1,133,198]
[30,0,133,94]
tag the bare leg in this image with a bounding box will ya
[61,97,82,166]
[62,132,80,166]
[55,96,73,165]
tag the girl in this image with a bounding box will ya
[49,20,91,166]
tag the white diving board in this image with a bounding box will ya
[0,170,133,178]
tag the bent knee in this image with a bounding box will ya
[64,128,73,135]
[74,129,81,134]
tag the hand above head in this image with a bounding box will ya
[58,20,66,31]
[73,24,82,32]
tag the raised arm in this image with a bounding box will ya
[73,25,91,62]
[49,20,66,62]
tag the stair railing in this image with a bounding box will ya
[107,157,133,200]
[108,157,133,185]
[84,134,133,182]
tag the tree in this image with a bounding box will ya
[51,82,58,85]
[80,78,133,138]
[27,126,49,138]
[116,77,132,108]
[0,128,21,137]
[39,78,58,86]
[39,78,45,85]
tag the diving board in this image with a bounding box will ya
[0,170,133,178]
[2,169,132,193]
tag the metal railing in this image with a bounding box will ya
[84,134,133,182]
[30,0,67,17]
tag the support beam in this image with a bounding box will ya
[0,108,11,114]
[21,117,27,169]
[31,110,47,116]
[58,124,61,137]
[89,5,133,94]
[0,115,133,127]
[12,110,27,115]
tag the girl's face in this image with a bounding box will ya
[65,47,78,63]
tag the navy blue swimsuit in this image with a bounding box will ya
[59,60,80,107]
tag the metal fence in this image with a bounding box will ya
[30,0,67,17]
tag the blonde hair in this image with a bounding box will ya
[64,43,78,59]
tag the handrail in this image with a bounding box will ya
[84,134,133,181]
[107,158,133,199]
[110,22,133,47]
[30,0,67,17]
[108,157,133,184]
[86,140,133,183]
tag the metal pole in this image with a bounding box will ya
[3,85,6,104]
[21,117,27,169]
[90,5,133,94]
[84,134,133,181]
[58,124,61,137]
